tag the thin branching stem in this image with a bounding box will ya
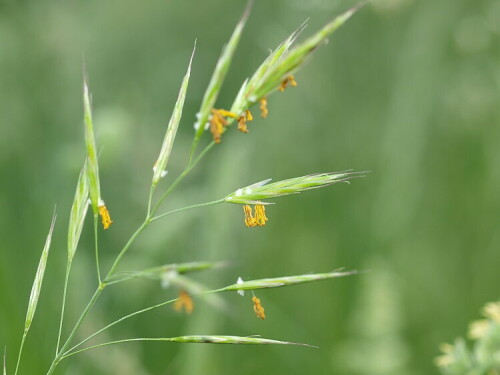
[47,141,217,375]
[14,333,26,375]
[93,214,102,283]
[151,141,215,216]
[46,286,103,375]
[63,296,180,355]
[104,220,150,281]
[150,198,224,222]
[55,262,72,354]
[61,338,176,360]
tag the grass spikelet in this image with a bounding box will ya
[192,1,251,147]
[24,212,57,332]
[225,171,365,204]
[223,270,358,292]
[15,212,56,375]
[251,4,365,100]
[3,348,6,375]
[169,335,316,347]
[82,74,101,214]
[152,45,196,187]
[67,162,89,263]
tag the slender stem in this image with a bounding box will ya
[151,141,215,216]
[64,289,222,357]
[104,220,150,281]
[47,141,216,374]
[55,262,72,354]
[93,214,102,283]
[146,185,155,218]
[150,198,224,223]
[64,296,180,355]
[61,338,175,360]
[47,287,104,375]
[14,333,26,375]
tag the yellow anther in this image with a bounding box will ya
[243,204,257,227]
[98,204,113,230]
[254,204,268,226]
[237,110,253,134]
[259,97,268,119]
[217,109,239,119]
[279,75,298,92]
[210,109,239,143]
[174,290,194,314]
[252,295,266,320]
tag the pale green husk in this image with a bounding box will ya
[67,162,89,262]
[223,270,358,292]
[24,213,56,332]
[225,171,365,204]
[152,45,195,187]
[83,77,101,213]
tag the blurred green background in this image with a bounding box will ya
[1,0,499,374]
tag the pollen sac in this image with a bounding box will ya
[252,296,266,320]
[254,204,268,226]
[237,110,253,133]
[243,205,257,227]
[279,75,298,92]
[209,109,239,143]
[174,289,194,314]
[98,204,113,230]
[259,97,268,118]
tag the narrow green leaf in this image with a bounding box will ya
[193,1,251,142]
[222,270,357,292]
[152,44,196,187]
[67,161,90,262]
[24,212,56,332]
[3,348,6,375]
[83,74,101,214]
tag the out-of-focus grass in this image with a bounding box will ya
[1,0,499,374]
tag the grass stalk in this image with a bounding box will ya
[55,263,71,354]
[93,214,102,283]
[13,334,26,375]
[150,198,224,222]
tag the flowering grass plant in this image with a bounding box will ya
[5,3,368,374]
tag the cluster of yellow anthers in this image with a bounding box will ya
[174,289,194,314]
[243,204,268,227]
[98,203,113,230]
[209,108,253,144]
[279,74,297,92]
[209,75,297,143]
[252,295,266,320]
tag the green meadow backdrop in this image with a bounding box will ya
[1,0,499,374]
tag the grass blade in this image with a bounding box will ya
[152,44,196,187]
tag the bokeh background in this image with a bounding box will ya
[1,0,499,374]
